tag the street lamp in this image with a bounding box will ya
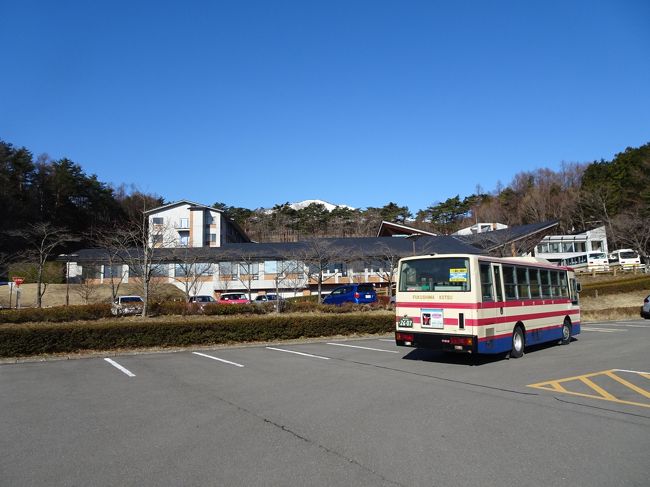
[405,233,422,255]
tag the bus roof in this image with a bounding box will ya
[399,253,571,271]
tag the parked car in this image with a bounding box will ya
[188,295,217,310]
[253,294,284,303]
[322,284,377,305]
[111,295,144,315]
[188,295,216,304]
[254,294,286,310]
[218,292,250,304]
[642,295,650,319]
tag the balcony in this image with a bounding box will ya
[174,219,190,230]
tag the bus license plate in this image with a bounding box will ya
[398,316,413,328]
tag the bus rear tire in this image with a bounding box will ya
[560,320,571,345]
[510,326,525,358]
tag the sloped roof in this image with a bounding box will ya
[143,200,224,215]
[61,235,482,264]
[456,220,559,255]
[376,221,437,237]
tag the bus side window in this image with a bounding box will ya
[480,263,494,301]
[570,277,579,305]
[493,264,504,302]
[503,266,517,300]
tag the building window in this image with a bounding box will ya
[103,265,123,279]
[152,217,163,225]
[239,262,259,280]
[151,264,168,277]
[179,235,189,246]
[179,218,189,228]
[210,233,217,242]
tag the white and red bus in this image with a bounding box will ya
[394,254,581,357]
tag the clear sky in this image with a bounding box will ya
[2,0,649,213]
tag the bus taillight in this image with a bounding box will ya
[396,332,414,342]
[450,337,473,346]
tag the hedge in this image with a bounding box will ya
[0,300,392,323]
[0,304,113,324]
[0,312,395,358]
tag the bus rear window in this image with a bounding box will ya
[399,258,470,292]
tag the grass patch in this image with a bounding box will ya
[582,306,644,322]
[580,274,650,298]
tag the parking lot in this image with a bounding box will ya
[1,319,649,487]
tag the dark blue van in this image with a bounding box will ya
[322,284,377,305]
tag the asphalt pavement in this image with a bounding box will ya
[1,319,649,487]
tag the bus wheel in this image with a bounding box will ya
[560,320,572,345]
[510,326,525,358]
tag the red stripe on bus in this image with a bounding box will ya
[470,309,580,327]
[396,298,572,310]
[397,310,579,327]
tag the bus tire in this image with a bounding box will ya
[560,320,571,345]
[510,326,525,358]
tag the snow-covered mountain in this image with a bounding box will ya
[288,199,355,212]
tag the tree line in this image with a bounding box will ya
[1,138,649,268]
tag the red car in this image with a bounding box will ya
[217,292,251,304]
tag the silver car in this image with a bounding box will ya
[111,295,144,316]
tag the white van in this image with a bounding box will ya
[609,249,641,268]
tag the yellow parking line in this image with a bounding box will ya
[528,369,650,409]
[605,371,650,399]
[579,377,617,400]
[528,369,616,388]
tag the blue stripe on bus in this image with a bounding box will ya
[477,323,580,354]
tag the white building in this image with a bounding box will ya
[145,200,249,248]
[453,222,508,236]
[533,226,609,264]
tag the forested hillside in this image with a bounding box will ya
[1,139,649,262]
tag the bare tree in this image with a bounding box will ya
[611,211,650,265]
[233,249,261,301]
[169,248,215,301]
[270,258,308,305]
[297,239,344,301]
[369,241,407,299]
[92,229,129,303]
[75,279,100,304]
[112,195,174,316]
[10,223,78,307]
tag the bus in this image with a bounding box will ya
[608,249,641,269]
[559,252,609,272]
[394,254,581,358]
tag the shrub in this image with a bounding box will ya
[201,303,267,316]
[148,301,201,316]
[0,304,112,324]
[284,300,321,313]
[0,312,395,357]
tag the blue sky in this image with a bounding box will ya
[2,0,649,213]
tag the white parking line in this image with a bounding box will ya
[379,339,395,342]
[192,352,245,367]
[581,328,626,333]
[104,358,136,377]
[589,322,647,328]
[266,347,330,360]
[327,342,399,353]
[614,369,650,375]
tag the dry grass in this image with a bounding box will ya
[0,283,184,308]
